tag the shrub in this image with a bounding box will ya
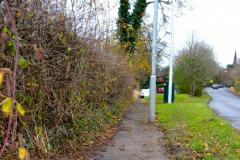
[0,1,135,159]
[234,80,240,92]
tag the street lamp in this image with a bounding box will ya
[149,0,159,123]
[168,0,175,103]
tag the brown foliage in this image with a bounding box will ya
[0,1,135,159]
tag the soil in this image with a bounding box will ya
[90,100,169,160]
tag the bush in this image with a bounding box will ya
[0,2,135,159]
[234,80,240,92]
[230,65,240,92]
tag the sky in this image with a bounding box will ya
[109,0,240,67]
[174,0,240,67]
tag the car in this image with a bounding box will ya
[212,84,224,89]
[212,84,219,89]
[218,84,224,88]
[140,89,149,98]
[157,87,164,93]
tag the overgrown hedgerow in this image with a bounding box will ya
[0,1,135,159]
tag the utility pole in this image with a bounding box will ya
[168,0,175,103]
[149,0,158,123]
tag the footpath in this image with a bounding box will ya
[91,100,169,160]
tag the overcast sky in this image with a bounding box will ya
[111,0,240,67]
[174,0,240,67]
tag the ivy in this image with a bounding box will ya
[117,0,130,45]
[117,0,147,53]
[130,0,147,31]
[2,26,12,36]
[18,57,29,69]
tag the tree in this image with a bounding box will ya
[117,0,131,45]
[117,0,187,53]
[174,37,218,96]
[117,0,147,52]
[230,65,240,91]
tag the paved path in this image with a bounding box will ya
[206,87,240,129]
[92,100,169,160]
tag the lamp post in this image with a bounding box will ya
[168,0,175,103]
[149,0,159,123]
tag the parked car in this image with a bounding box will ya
[157,87,164,93]
[212,84,219,89]
[140,89,149,98]
[218,84,224,88]
[212,84,224,89]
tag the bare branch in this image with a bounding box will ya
[0,0,21,157]
[147,0,171,5]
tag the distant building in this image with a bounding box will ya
[227,50,238,70]
[233,50,238,65]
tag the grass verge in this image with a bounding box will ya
[156,94,240,159]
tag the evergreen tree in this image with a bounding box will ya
[117,0,147,52]
[129,0,147,52]
[117,0,186,53]
[117,0,130,45]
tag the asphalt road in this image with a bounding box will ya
[206,87,240,129]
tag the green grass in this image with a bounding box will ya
[156,94,240,159]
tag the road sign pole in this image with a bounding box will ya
[149,0,158,123]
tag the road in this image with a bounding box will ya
[206,87,240,129]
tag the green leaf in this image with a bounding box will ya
[18,57,29,69]
[28,12,35,18]
[7,40,16,55]
[66,47,72,53]
[2,26,8,33]
[23,95,33,105]
[12,35,17,39]
[2,26,12,36]
[7,40,16,48]
[2,26,10,35]
[77,48,85,56]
